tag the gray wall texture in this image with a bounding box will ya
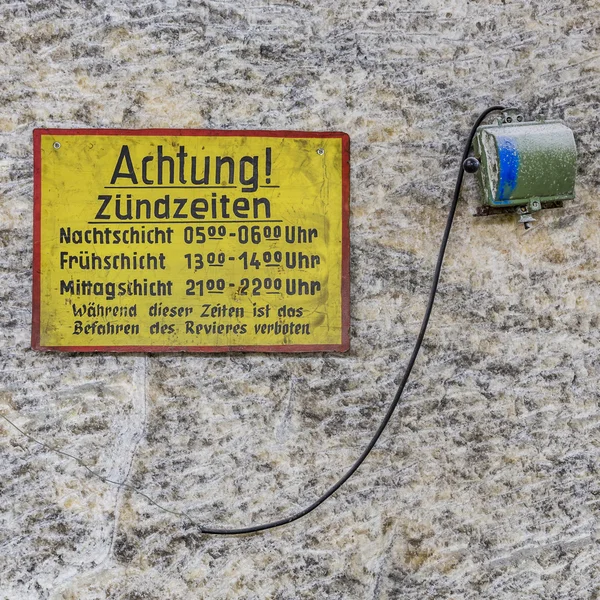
[1,1,600,598]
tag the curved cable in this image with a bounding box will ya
[199,105,506,535]
[1,106,506,536]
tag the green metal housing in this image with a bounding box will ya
[473,120,576,210]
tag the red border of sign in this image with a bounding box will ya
[32,129,350,353]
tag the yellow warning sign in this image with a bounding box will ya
[33,129,350,352]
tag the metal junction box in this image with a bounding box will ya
[473,120,576,216]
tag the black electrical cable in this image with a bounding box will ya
[199,105,506,535]
[1,107,506,536]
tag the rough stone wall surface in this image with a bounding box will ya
[1,1,599,598]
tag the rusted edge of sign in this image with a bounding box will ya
[32,129,350,353]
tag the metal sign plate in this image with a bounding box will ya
[33,129,350,352]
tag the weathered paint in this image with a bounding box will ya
[496,135,520,203]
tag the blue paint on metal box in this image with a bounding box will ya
[496,136,520,203]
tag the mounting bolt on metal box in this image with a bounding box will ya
[472,112,576,225]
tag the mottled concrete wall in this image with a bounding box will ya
[1,1,599,598]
